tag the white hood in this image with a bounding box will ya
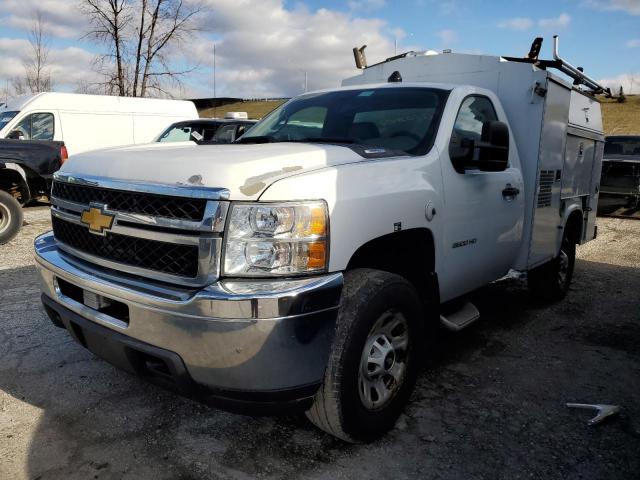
[59,142,367,200]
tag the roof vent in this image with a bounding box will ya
[388,71,402,83]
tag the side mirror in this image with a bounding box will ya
[477,121,509,171]
[449,121,509,173]
[7,130,25,140]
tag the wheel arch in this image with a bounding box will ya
[563,207,584,245]
[0,165,31,205]
[345,228,439,305]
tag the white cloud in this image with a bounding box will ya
[1,0,87,38]
[415,0,460,15]
[389,27,407,41]
[435,29,457,45]
[192,0,398,97]
[498,17,534,31]
[584,0,640,15]
[347,0,386,10]
[626,38,640,47]
[538,13,571,29]
[498,13,571,31]
[598,72,640,93]
[0,0,404,98]
[0,37,100,94]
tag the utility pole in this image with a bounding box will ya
[304,71,308,92]
[213,42,217,118]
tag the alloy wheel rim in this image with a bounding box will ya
[358,310,409,411]
[558,249,569,285]
[0,203,11,234]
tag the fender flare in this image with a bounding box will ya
[561,203,584,245]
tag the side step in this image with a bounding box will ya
[439,301,480,332]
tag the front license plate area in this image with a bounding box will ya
[56,277,130,325]
[83,290,112,310]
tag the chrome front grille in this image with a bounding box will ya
[52,181,207,221]
[52,216,200,278]
[50,174,229,287]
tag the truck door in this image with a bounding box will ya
[439,95,525,300]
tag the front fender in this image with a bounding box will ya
[259,152,444,272]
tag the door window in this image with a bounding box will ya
[449,96,498,171]
[11,113,55,140]
[0,111,18,131]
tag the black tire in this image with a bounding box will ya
[528,233,576,302]
[0,190,23,245]
[305,268,424,443]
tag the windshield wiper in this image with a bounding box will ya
[235,135,276,144]
[287,137,358,144]
[235,136,359,145]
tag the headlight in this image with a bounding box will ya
[223,201,328,276]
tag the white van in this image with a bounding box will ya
[0,92,197,156]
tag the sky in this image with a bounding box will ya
[0,0,639,99]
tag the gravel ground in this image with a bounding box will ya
[1,206,639,480]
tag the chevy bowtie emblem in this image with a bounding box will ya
[80,205,115,234]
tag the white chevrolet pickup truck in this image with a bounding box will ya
[35,37,606,442]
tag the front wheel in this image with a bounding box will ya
[0,190,23,245]
[528,234,576,302]
[305,269,424,443]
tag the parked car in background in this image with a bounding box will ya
[0,92,197,244]
[0,92,197,156]
[156,118,257,144]
[598,135,640,211]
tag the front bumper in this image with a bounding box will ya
[35,232,342,412]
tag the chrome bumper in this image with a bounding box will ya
[34,232,342,397]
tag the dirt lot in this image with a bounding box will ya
[1,206,639,480]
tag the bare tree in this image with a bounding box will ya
[23,12,54,93]
[82,0,131,95]
[82,0,200,97]
[11,77,28,96]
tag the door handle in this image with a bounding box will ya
[502,185,520,198]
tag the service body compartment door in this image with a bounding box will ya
[562,134,603,242]
[561,134,596,199]
[585,140,603,240]
[528,80,570,268]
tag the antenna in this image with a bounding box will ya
[353,45,368,69]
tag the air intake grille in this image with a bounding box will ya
[52,181,207,221]
[537,170,555,208]
[52,216,199,278]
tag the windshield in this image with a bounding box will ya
[604,137,640,157]
[0,111,19,132]
[241,87,448,155]
[157,122,221,144]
